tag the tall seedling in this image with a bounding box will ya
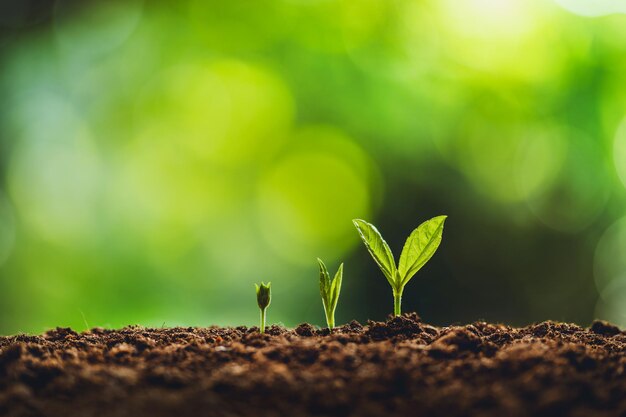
[353,216,446,316]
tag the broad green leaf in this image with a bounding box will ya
[353,219,397,287]
[398,215,447,286]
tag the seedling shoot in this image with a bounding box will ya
[255,282,271,333]
[353,216,446,316]
[317,258,343,330]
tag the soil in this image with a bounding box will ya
[0,314,625,417]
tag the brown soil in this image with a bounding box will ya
[0,314,625,417]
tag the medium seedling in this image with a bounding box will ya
[317,258,343,330]
[353,216,446,316]
[255,282,271,333]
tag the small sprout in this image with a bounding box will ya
[353,216,447,316]
[317,258,343,330]
[255,282,271,333]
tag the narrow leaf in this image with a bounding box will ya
[318,258,330,304]
[352,219,397,286]
[398,215,446,286]
[330,263,343,312]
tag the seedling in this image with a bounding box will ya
[353,216,447,316]
[317,258,343,330]
[255,282,271,333]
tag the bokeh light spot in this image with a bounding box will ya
[257,126,374,264]
[525,131,609,233]
[135,60,293,166]
[595,279,626,327]
[434,0,558,82]
[437,0,536,40]
[7,95,101,244]
[455,120,565,203]
[107,123,238,266]
[594,216,626,294]
[554,0,626,17]
[516,126,569,200]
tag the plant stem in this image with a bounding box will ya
[260,308,266,334]
[322,307,335,331]
[393,290,402,316]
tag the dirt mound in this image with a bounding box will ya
[1,315,625,417]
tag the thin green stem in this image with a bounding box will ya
[325,310,335,330]
[393,291,402,316]
[260,308,266,334]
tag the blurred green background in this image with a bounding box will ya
[1,0,626,334]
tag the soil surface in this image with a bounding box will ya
[1,314,625,417]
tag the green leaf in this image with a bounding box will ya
[352,219,397,287]
[317,258,331,304]
[317,258,343,330]
[398,215,447,286]
[330,263,343,313]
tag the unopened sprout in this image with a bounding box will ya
[353,216,446,316]
[255,282,271,333]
